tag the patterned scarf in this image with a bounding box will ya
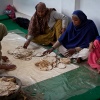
[28,8,56,37]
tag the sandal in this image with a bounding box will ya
[0,64,16,71]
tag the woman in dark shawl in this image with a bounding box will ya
[44,10,99,62]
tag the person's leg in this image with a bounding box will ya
[54,20,62,40]
[58,46,89,63]
[0,24,16,71]
[0,43,16,70]
[78,48,89,60]
[32,27,55,45]
[31,20,62,45]
[0,23,8,41]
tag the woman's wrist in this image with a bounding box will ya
[27,35,34,41]
[74,48,77,53]
[51,47,55,51]
[75,47,82,52]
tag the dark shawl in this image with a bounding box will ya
[96,36,100,41]
[58,10,99,49]
[28,8,56,37]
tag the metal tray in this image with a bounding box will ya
[0,76,22,100]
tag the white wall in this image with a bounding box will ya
[77,0,100,33]
[13,0,62,16]
[1,0,100,33]
[13,0,75,17]
[12,0,100,34]
[0,0,13,15]
[62,0,75,17]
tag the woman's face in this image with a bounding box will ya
[37,9,46,18]
[36,4,46,18]
[72,15,81,26]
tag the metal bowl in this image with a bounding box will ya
[0,76,22,100]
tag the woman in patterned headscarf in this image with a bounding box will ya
[0,23,16,70]
[23,2,69,48]
[43,10,99,62]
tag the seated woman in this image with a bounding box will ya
[43,10,99,63]
[0,23,16,71]
[88,36,100,73]
[23,2,69,48]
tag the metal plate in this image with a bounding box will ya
[0,76,22,100]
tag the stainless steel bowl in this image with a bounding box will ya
[0,76,22,100]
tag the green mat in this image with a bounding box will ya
[23,66,100,100]
[0,14,9,20]
[0,14,28,34]
[68,86,100,100]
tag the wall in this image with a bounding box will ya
[0,0,13,15]
[61,0,75,17]
[77,0,100,33]
[13,0,62,16]
[1,0,100,33]
[62,0,100,31]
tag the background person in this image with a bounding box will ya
[0,23,16,70]
[88,36,100,73]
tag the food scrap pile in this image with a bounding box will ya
[35,56,71,71]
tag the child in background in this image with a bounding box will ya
[88,36,100,73]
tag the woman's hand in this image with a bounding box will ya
[61,28,66,34]
[23,40,30,49]
[89,42,95,52]
[43,47,54,55]
[64,48,76,57]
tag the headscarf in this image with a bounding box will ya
[28,7,56,37]
[58,10,99,49]
[96,36,100,41]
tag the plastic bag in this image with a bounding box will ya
[4,5,16,19]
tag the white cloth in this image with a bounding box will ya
[1,33,79,86]
[58,45,89,60]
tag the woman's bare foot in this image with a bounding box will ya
[0,64,16,71]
